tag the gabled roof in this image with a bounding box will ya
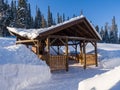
[7,15,102,41]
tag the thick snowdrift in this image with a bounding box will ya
[0,42,51,90]
[0,37,15,47]
[78,66,120,90]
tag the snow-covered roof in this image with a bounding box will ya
[7,15,102,40]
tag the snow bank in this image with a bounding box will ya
[0,37,15,47]
[78,66,120,90]
[0,44,51,90]
[78,43,120,90]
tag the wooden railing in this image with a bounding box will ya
[49,55,67,71]
[39,55,67,71]
[79,54,96,66]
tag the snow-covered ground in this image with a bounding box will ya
[0,37,51,90]
[0,37,120,90]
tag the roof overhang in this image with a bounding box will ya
[7,15,102,41]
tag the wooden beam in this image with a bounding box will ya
[50,38,57,45]
[59,38,66,45]
[49,35,97,41]
[16,40,38,45]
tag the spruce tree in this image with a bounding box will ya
[57,13,60,24]
[62,13,65,22]
[47,6,53,27]
[109,30,114,43]
[104,23,109,43]
[118,33,120,44]
[59,15,62,23]
[41,15,47,28]
[95,25,99,33]
[110,16,118,43]
[16,0,29,28]
[9,0,17,27]
[99,27,105,43]
[0,0,11,36]
[34,7,42,29]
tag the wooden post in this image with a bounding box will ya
[46,37,50,65]
[75,44,78,62]
[36,40,40,57]
[57,45,60,55]
[83,41,86,69]
[65,38,68,71]
[95,41,98,67]
[79,41,83,63]
[16,37,19,41]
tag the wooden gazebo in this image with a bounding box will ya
[7,15,101,71]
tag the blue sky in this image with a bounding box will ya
[10,0,120,29]
[28,0,120,28]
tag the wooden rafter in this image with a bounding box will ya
[77,24,93,38]
[83,20,98,39]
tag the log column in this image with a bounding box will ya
[46,37,50,65]
[83,41,86,69]
[95,41,98,67]
[65,37,68,71]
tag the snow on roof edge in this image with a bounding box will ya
[7,15,102,40]
[7,15,85,39]
[85,18,102,40]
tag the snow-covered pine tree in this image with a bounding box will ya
[109,30,114,43]
[99,27,105,43]
[16,0,30,28]
[104,23,110,43]
[0,0,11,36]
[110,16,118,43]
[9,0,17,27]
